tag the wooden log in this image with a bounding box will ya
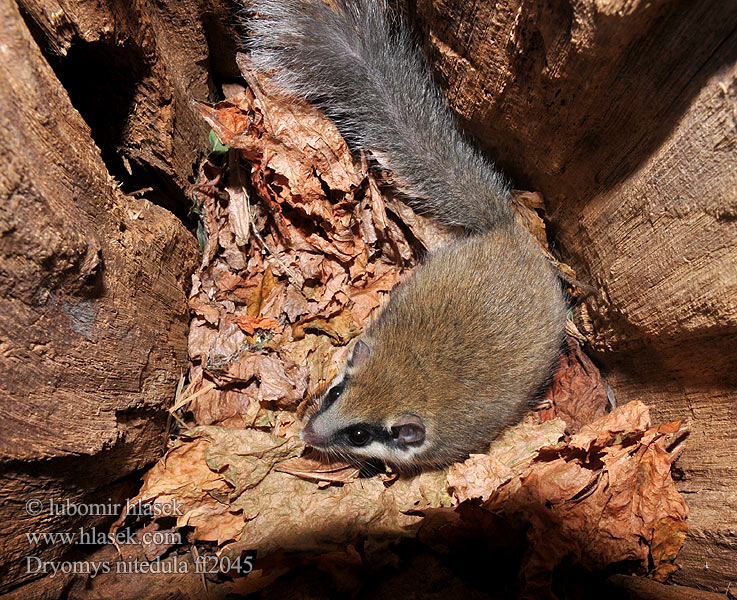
[0,0,200,592]
[15,0,240,218]
[412,0,737,591]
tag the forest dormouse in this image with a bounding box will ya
[247,0,567,471]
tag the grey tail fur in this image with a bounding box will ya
[245,0,513,233]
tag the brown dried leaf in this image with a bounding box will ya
[448,417,567,504]
[275,453,361,483]
[348,265,402,327]
[544,335,612,433]
[490,402,688,594]
[196,101,253,142]
[512,190,549,251]
[568,398,651,453]
[650,515,689,581]
[127,438,241,544]
[238,60,363,194]
[139,433,433,557]
[233,315,279,335]
[229,353,308,409]
[246,267,277,317]
[189,296,220,326]
[187,426,304,497]
[223,474,421,556]
[292,307,359,345]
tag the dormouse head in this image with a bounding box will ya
[300,339,428,470]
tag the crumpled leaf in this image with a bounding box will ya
[122,438,240,545]
[137,401,687,593]
[486,402,689,595]
[137,427,440,557]
[233,315,279,334]
[650,515,689,582]
[292,307,359,344]
[447,417,567,504]
[185,426,304,499]
[140,383,687,600]
[125,428,303,545]
[544,335,612,433]
[247,267,277,317]
[512,190,550,252]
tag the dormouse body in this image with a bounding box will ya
[247,0,568,470]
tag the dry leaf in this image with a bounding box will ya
[247,267,277,317]
[448,417,567,504]
[544,335,612,433]
[233,315,279,334]
[489,402,689,596]
[275,453,361,484]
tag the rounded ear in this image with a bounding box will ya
[391,414,426,444]
[347,339,372,368]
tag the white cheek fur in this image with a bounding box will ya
[349,441,394,461]
[349,439,428,465]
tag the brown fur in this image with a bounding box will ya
[337,227,566,468]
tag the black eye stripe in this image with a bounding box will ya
[320,378,347,412]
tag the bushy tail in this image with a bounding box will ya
[246,0,513,233]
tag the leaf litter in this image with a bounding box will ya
[126,55,690,595]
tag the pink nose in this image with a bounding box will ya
[300,423,324,447]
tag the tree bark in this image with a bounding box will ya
[412,0,737,591]
[0,0,203,592]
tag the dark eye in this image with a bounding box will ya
[323,382,344,408]
[348,428,371,446]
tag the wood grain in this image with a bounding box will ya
[412,0,737,591]
[0,0,199,591]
